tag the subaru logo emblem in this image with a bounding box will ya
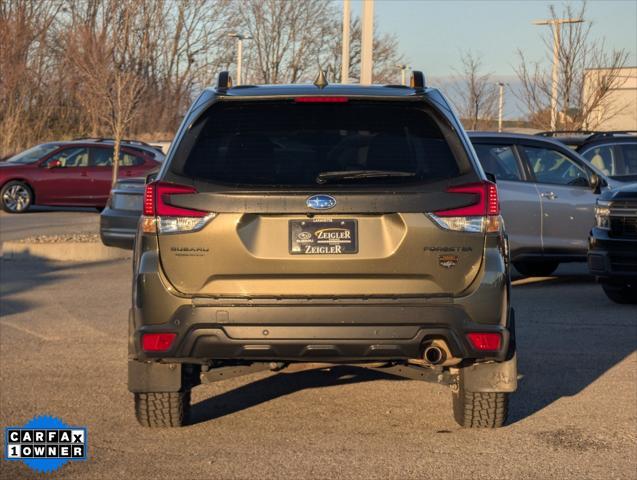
[306,195,336,210]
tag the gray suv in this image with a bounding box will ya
[469,132,616,277]
[128,72,517,429]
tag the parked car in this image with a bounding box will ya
[588,182,637,304]
[100,171,157,249]
[0,139,163,213]
[100,177,146,249]
[128,71,517,429]
[468,131,619,277]
[538,131,637,183]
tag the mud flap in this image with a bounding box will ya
[128,361,183,393]
[460,353,518,393]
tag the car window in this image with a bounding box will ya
[90,148,114,167]
[6,144,60,164]
[120,152,144,167]
[178,102,461,187]
[47,148,89,168]
[523,146,590,187]
[581,144,614,176]
[618,144,637,175]
[472,144,523,181]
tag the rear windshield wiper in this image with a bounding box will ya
[316,170,416,184]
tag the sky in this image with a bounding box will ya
[349,0,637,118]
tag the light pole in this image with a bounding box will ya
[497,82,505,132]
[341,0,350,83]
[532,17,583,131]
[396,64,409,86]
[228,33,252,85]
[360,0,374,84]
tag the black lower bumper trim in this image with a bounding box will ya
[135,323,511,363]
[589,227,637,277]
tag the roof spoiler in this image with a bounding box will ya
[214,69,426,92]
[216,71,233,93]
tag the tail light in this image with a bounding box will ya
[429,181,501,233]
[466,332,501,351]
[142,182,215,234]
[142,333,176,352]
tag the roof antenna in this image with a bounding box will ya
[314,68,328,89]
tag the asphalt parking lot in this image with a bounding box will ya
[0,208,99,243]
[1,251,635,479]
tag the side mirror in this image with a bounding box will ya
[590,173,601,194]
[47,159,62,169]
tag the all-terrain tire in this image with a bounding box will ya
[452,384,508,428]
[513,260,559,277]
[134,391,190,427]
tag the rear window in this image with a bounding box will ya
[176,102,461,187]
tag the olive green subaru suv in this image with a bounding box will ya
[129,71,517,428]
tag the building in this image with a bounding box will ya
[584,66,637,131]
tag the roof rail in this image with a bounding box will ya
[537,130,636,139]
[536,130,595,137]
[72,137,153,146]
[410,71,426,91]
[216,71,233,93]
[72,136,105,141]
[587,130,637,141]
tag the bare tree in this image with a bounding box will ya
[451,51,499,130]
[515,3,629,130]
[0,0,405,161]
[235,0,405,85]
[0,0,62,158]
[66,0,147,185]
[324,17,406,84]
[235,0,336,84]
[138,0,237,135]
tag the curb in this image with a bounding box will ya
[1,241,132,262]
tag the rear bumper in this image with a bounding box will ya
[130,236,512,364]
[588,228,637,279]
[99,207,138,249]
[132,302,512,363]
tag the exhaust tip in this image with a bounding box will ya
[423,345,446,365]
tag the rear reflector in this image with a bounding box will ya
[143,182,207,217]
[435,181,499,217]
[466,332,501,351]
[142,333,176,352]
[294,96,348,103]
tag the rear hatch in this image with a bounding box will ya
[153,98,490,298]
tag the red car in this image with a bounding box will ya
[0,139,163,213]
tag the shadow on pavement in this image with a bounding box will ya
[0,253,120,317]
[508,270,636,425]
[192,269,635,427]
[190,365,402,425]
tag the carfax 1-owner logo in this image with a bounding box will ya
[4,415,88,474]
